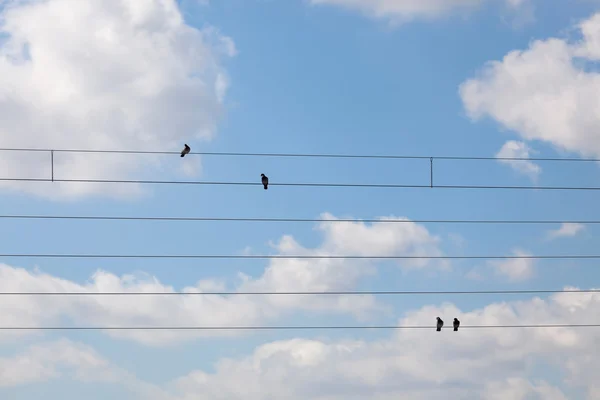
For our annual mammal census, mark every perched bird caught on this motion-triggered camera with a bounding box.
[180,144,191,157]
[453,318,460,332]
[436,317,443,332]
[261,173,268,190]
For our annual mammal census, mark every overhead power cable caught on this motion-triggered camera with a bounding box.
[0,146,598,162]
[1,289,598,296]
[3,177,600,191]
[0,324,597,331]
[1,214,599,225]
[0,253,598,260]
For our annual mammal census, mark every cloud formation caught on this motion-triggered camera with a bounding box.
[0,214,443,346]
[0,0,235,200]
[548,223,586,240]
[490,249,536,281]
[495,140,541,181]
[0,339,112,387]
[309,0,530,22]
[460,12,600,160]
[166,288,600,399]
[4,288,600,399]
[0,339,176,399]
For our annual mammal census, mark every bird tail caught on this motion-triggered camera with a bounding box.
[181,154,185,157]
[454,327,458,331]
[436,327,441,332]
[263,184,268,190]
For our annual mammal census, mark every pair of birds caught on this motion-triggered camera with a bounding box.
[180,144,270,190]
[436,317,460,331]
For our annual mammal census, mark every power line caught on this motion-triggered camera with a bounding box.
[1,289,598,296]
[0,214,599,225]
[2,177,600,191]
[0,253,598,260]
[0,324,597,331]
[0,147,598,162]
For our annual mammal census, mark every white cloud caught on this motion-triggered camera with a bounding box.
[166,289,599,400]
[483,378,568,400]
[239,213,445,319]
[504,0,527,6]
[309,0,530,22]
[460,12,600,160]
[495,140,541,181]
[0,213,444,346]
[0,339,177,399]
[490,249,535,281]
[0,0,235,200]
[466,249,535,282]
[0,339,112,387]
[4,288,600,399]
[548,223,585,239]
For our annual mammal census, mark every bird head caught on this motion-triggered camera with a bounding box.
[261,174,265,177]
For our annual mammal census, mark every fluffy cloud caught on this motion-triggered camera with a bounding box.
[3,288,600,399]
[483,378,568,400]
[238,213,445,318]
[0,213,443,346]
[309,0,529,22]
[495,140,541,181]
[0,339,112,387]
[460,12,600,160]
[167,288,598,399]
[467,249,535,282]
[548,223,586,240]
[490,249,536,281]
[0,339,176,399]
[0,0,235,200]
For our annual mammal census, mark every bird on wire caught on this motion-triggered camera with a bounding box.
[261,173,269,190]
[180,144,191,157]
[453,318,460,331]
[436,317,443,332]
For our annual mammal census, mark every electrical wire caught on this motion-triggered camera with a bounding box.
[3,177,600,191]
[0,324,597,330]
[0,214,599,224]
[2,149,597,336]
[0,253,598,259]
[1,146,599,162]
[0,289,597,296]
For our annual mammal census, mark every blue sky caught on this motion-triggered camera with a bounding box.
[1,0,600,399]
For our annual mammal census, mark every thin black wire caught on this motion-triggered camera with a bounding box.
[0,253,598,259]
[1,147,599,162]
[2,177,600,191]
[1,289,598,296]
[0,214,598,224]
[0,324,597,330]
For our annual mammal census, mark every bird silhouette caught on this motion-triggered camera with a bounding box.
[453,318,460,331]
[436,317,443,332]
[261,174,268,190]
[180,144,191,157]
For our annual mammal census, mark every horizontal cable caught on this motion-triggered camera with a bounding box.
[1,289,598,296]
[2,177,600,191]
[0,147,598,162]
[0,253,598,259]
[0,324,597,330]
[0,214,599,224]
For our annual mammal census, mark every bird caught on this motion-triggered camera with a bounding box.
[261,173,268,190]
[436,317,443,332]
[180,144,191,157]
[453,318,460,331]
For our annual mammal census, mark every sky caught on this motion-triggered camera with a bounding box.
[1,0,600,398]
